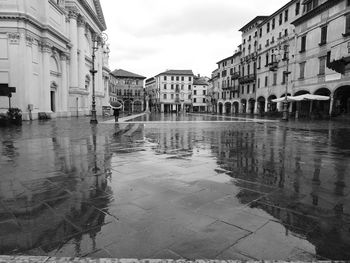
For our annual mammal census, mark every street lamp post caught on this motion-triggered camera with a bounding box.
[271,37,290,121]
[282,43,290,121]
[90,32,108,125]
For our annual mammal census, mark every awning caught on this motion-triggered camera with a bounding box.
[271,94,330,103]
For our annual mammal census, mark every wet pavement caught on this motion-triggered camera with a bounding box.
[1,113,350,260]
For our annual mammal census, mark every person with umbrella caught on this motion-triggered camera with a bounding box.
[110,101,122,122]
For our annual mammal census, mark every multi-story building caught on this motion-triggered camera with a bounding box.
[215,50,242,114]
[209,69,220,113]
[256,0,301,114]
[109,73,118,103]
[110,69,146,113]
[148,70,194,113]
[292,0,350,117]
[0,0,110,120]
[213,0,350,119]
[192,76,209,112]
[238,16,267,114]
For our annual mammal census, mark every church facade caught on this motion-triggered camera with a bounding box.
[0,0,110,120]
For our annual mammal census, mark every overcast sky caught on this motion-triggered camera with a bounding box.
[100,0,290,79]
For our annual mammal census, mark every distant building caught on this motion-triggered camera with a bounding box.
[147,70,194,113]
[110,69,146,113]
[192,76,209,112]
[145,77,158,112]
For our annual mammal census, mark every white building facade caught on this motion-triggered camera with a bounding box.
[0,0,110,120]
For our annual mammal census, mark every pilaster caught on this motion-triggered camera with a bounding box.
[77,15,86,91]
[41,42,52,112]
[68,9,79,89]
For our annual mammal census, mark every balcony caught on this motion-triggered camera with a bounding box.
[327,41,350,74]
[231,72,240,80]
[269,62,278,71]
[238,74,256,84]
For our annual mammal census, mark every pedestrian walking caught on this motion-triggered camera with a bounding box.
[113,107,120,122]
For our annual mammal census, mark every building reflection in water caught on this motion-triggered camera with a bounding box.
[211,123,350,259]
[0,125,113,256]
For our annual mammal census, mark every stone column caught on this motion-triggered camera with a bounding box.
[68,10,79,89]
[60,53,69,113]
[77,15,86,91]
[265,100,268,112]
[41,42,52,113]
[161,103,164,113]
[246,101,249,114]
[238,102,242,113]
[222,103,226,114]
[329,94,334,117]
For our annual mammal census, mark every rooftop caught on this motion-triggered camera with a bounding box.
[111,69,146,79]
[239,16,269,32]
[157,70,194,76]
[193,77,209,86]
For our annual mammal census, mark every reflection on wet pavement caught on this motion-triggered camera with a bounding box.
[1,113,350,260]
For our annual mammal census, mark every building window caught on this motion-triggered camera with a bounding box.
[241,86,244,94]
[267,22,270,33]
[296,1,300,15]
[171,94,174,99]
[282,71,286,84]
[164,76,167,81]
[285,29,288,37]
[253,84,256,93]
[176,76,179,81]
[345,14,350,36]
[203,98,206,103]
[163,94,167,99]
[259,28,262,37]
[247,85,250,94]
[300,35,306,53]
[189,94,191,99]
[279,13,283,25]
[181,76,184,81]
[189,77,192,81]
[171,84,174,90]
[273,73,277,86]
[319,56,326,75]
[265,76,268,87]
[285,9,288,22]
[258,56,261,68]
[320,25,327,45]
[188,85,192,90]
[299,62,306,79]
[181,84,184,90]
[265,53,269,66]
[258,78,260,88]
[272,18,275,30]
[203,90,206,95]
[164,84,167,89]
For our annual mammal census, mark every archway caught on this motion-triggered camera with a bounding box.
[134,100,142,112]
[314,88,331,117]
[124,99,132,114]
[50,82,57,112]
[241,99,247,113]
[218,102,223,114]
[248,99,255,114]
[224,102,231,114]
[333,86,350,115]
[267,95,277,112]
[257,96,266,114]
[293,90,310,118]
[233,102,239,114]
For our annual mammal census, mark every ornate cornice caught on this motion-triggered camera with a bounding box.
[67,7,79,20]
[292,0,343,26]
[26,34,35,46]
[0,13,70,50]
[76,0,107,31]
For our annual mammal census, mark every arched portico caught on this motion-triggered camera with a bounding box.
[218,102,224,114]
[333,85,350,116]
[248,98,255,114]
[267,95,277,113]
[257,96,266,114]
[233,101,239,114]
[314,88,331,117]
[224,102,231,115]
[241,99,247,114]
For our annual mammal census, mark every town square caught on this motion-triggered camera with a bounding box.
[1,0,350,262]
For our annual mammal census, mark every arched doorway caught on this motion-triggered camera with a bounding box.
[233,102,239,114]
[248,99,255,114]
[333,86,350,115]
[225,102,231,114]
[257,97,265,114]
[124,99,132,114]
[50,82,57,112]
[314,88,331,117]
[134,100,142,112]
[267,95,277,112]
[293,90,310,118]
[241,99,247,113]
[218,102,223,114]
